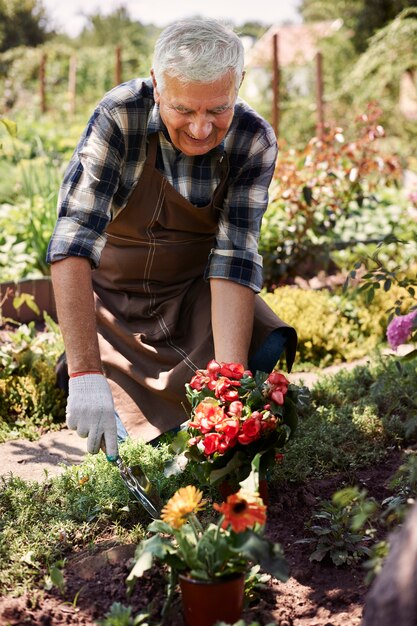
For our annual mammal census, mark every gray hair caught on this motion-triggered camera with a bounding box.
[152,18,244,93]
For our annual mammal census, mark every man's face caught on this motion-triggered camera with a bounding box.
[151,71,237,156]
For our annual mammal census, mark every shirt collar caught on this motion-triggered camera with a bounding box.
[147,103,168,137]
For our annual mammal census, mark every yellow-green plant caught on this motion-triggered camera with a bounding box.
[261,285,403,367]
[0,316,66,441]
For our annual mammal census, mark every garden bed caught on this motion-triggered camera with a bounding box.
[0,446,403,626]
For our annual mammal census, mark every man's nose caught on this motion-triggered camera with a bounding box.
[189,118,212,139]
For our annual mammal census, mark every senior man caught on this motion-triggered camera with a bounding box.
[47,17,297,459]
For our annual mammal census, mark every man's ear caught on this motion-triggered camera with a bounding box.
[150,69,160,103]
[240,71,246,88]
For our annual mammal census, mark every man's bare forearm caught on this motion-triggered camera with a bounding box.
[51,257,102,375]
[210,277,255,368]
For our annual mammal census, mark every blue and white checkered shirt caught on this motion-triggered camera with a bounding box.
[47,78,277,293]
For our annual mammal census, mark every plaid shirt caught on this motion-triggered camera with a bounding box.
[47,78,277,292]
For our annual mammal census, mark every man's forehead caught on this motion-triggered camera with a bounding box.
[163,76,236,107]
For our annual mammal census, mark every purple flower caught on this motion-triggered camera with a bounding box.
[386,310,417,350]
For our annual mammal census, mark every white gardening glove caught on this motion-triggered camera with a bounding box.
[66,373,118,459]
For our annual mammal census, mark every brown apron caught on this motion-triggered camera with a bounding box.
[92,132,296,441]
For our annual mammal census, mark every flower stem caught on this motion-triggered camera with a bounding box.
[188,513,203,540]
[215,516,224,543]
[162,568,177,618]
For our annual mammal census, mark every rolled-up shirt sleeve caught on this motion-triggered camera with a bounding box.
[47,104,125,267]
[206,127,278,293]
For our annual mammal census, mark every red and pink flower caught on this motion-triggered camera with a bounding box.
[185,360,293,461]
[188,398,225,434]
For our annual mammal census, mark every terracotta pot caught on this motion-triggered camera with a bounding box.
[218,478,269,505]
[179,572,245,626]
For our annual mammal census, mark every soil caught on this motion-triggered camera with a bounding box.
[0,447,403,626]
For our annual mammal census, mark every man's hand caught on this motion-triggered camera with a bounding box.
[66,374,118,458]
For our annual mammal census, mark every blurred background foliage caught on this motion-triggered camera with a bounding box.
[0,0,416,302]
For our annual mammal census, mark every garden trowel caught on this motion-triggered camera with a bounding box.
[107,454,163,519]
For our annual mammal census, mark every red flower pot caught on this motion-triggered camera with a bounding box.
[179,572,245,626]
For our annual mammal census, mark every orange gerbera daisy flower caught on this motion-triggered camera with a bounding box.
[161,485,206,529]
[213,489,267,533]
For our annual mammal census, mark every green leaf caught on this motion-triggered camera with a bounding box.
[168,429,190,454]
[309,548,328,562]
[366,287,375,304]
[239,453,261,493]
[12,293,40,315]
[209,451,247,484]
[175,524,204,572]
[282,397,298,434]
[128,535,174,580]
[198,529,235,576]
[48,565,65,593]
[0,117,17,137]
[332,486,360,507]
[163,453,189,477]
[331,550,349,566]
[128,548,154,580]
[147,519,173,534]
[231,531,289,581]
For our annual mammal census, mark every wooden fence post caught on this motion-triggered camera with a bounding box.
[39,52,47,114]
[272,33,280,138]
[315,51,325,139]
[115,46,122,86]
[68,54,77,116]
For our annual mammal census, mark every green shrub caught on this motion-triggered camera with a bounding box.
[0,437,190,592]
[260,105,403,287]
[262,285,398,368]
[270,400,386,483]
[271,357,417,484]
[0,317,66,441]
[370,360,417,442]
[0,361,65,441]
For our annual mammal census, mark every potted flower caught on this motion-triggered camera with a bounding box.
[127,461,288,626]
[165,360,308,497]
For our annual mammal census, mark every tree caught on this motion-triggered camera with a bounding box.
[0,0,52,52]
[354,0,417,51]
[300,0,363,32]
[344,9,417,101]
[236,21,269,39]
[300,0,417,51]
[76,6,158,54]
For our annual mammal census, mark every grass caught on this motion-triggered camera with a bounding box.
[0,437,198,594]
[271,357,417,484]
